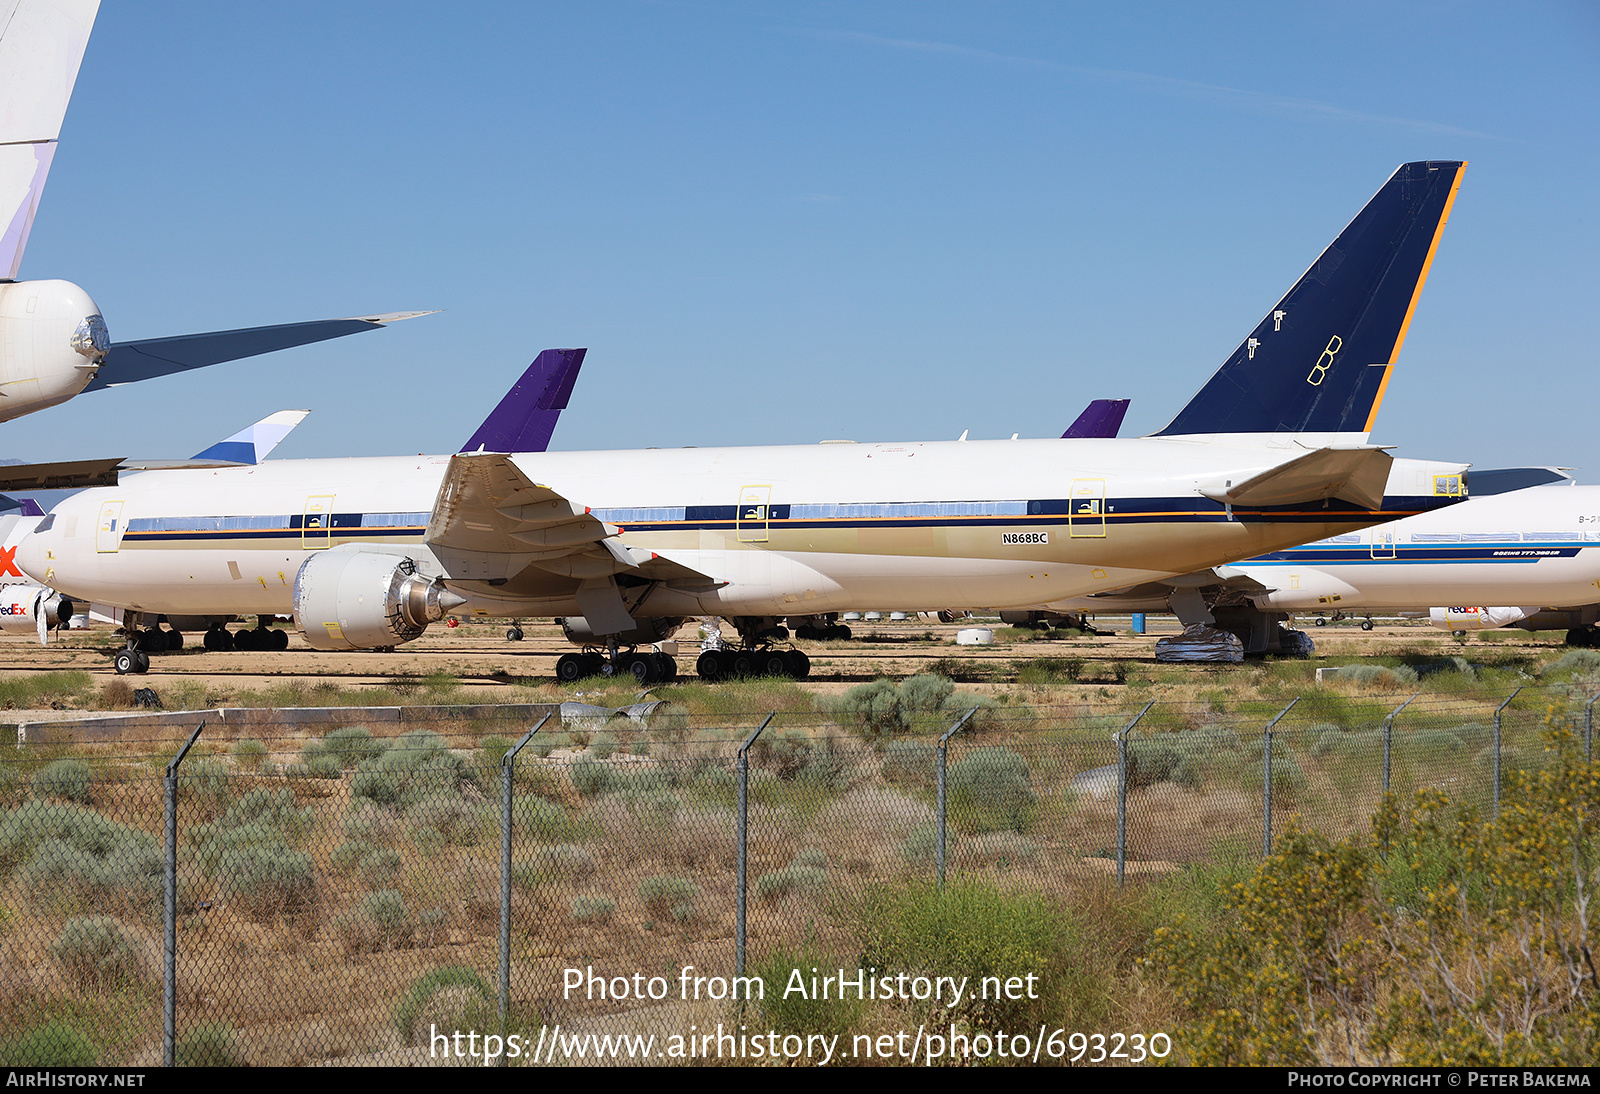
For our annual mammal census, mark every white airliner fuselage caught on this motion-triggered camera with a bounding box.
[19,437,1464,623]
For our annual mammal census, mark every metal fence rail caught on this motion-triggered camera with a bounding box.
[0,683,1590,1065]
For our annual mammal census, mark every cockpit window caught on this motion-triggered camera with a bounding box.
[33,515,54,534]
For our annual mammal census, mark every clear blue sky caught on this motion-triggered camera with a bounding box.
[7,1,1598,479]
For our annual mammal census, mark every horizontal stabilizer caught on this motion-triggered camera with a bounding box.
[82,311,436,391]
[0,408,312,491]
[191,409,309,464]
[1061,398,1129,439]
[1200,446,1393,509]
[1465,467,1574,496]
[1157,161,1465,439]
[459,348,586,454]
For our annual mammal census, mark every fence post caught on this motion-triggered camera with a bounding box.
[1261,699,1298,858]
[937,708,979,886]
[499,713,551,1044]
[1492,688,1521,819]
[163,721,206,1069]
[1116,701,1156,888]
[1381,693,1419,793]
[736,713,776,977]
[1587,691,1598,762]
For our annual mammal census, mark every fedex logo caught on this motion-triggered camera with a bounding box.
[1,600,29,616]
[0,546,20,578]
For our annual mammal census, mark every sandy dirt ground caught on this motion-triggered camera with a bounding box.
[0,612,1563,709]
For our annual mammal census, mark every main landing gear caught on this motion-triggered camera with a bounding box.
[695,646,810,682]
[555,647,678,685]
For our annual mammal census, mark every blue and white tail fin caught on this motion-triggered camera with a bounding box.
[1155,161,1465,443]
[460,348,586,454]
[190,409,310,464]
[0,0,100,279]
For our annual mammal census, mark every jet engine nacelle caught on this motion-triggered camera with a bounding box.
[558,615,682,647]
[1428,606,1537,632]
[0,280,109,424]
[0,584,74,635]
[293,551,465,651]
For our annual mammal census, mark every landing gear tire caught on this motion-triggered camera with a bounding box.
[1361,620,1374,631]
[203,626,233,652]
[164,628,183,651]
[623,653,654,684]
[556,653,585,682]
[506,627,524,641]
[1315,617,1327,627]
[113,649,137,675]
[269,628,288,650]
[652,652,677,683]
[785,649,811,679]
[696,650,722,681]
[134,629,167,653]
[762,652,788,677]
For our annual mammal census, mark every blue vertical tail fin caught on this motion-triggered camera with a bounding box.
[1155,161,1464,440]
[1061,398,1129,439]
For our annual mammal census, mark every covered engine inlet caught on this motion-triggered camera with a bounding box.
[0,585,74,641]
[293,552,465,651]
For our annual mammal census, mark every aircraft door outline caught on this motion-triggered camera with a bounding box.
[1370,527,1396,559]
[736,485,771,543]
[303,495,335,550]
[1068,479,1107,538]
[95,501,125,554]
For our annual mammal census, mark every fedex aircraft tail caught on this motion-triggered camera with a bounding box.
[1156,160,1465,441]
[460,348,586,454]
[1061,398,1129,439]
[0,0,100,279]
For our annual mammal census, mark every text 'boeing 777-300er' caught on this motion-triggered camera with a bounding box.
[20,161,1471,680]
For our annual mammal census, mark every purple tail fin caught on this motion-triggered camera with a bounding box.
[459,348,587,454]
[1061,399,1129,439]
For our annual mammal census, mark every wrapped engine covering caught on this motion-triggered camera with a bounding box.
[1428,606,1536,632]
[1155,624,1245,663]
[293,552,459,651]
[558,615,681,647]
[0,584,72,633]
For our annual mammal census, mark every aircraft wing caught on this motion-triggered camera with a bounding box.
[424,453,713,588]
[81,311,436,391]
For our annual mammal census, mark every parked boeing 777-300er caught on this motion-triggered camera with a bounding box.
[20,162,1472,679]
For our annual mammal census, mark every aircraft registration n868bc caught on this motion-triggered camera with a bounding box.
[20,161,1473,680]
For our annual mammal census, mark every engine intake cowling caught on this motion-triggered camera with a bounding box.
[293,552,465,651]
[0,585,73,634]
[1428,606,1537,632]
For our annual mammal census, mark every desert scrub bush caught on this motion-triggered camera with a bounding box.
[285,754,344,780]
[31,759,93,804]
[638,875,698,919]
[846,877,1105,1030]
[881,738,936,788]
[0,765,25,807]
[405,797,490,848]
[394,967,495,1045]
[477,735,513,765]
[350,730,480,809]
[229,738,269,769]
[1543,649,1600,676]
[0,669,92,709]
[754,863,826,902]
[50,916,148,988]
[1333,663,1420,688]
[515,843,596,883]
[527,731,570,758]
[831,673,987,740]
[331,841,403,886]
[569,757,621,797]
[336,888,414,953]
[0,801,161,912]
[176,1023,244,1067]
[947,746,1037,833]
[1015,656,1082,685]
[509,794,592,842]
[0,1019,97,1065]
[1126,735,1205,790]
[1250,748,1308,804]
[1151,722,1600,1066]
[589,732,619,759]
[900,823,938,865]
[215,840,316,918]
[570,894,616,923]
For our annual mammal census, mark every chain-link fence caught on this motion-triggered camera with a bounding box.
[1,684,1593,1065]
